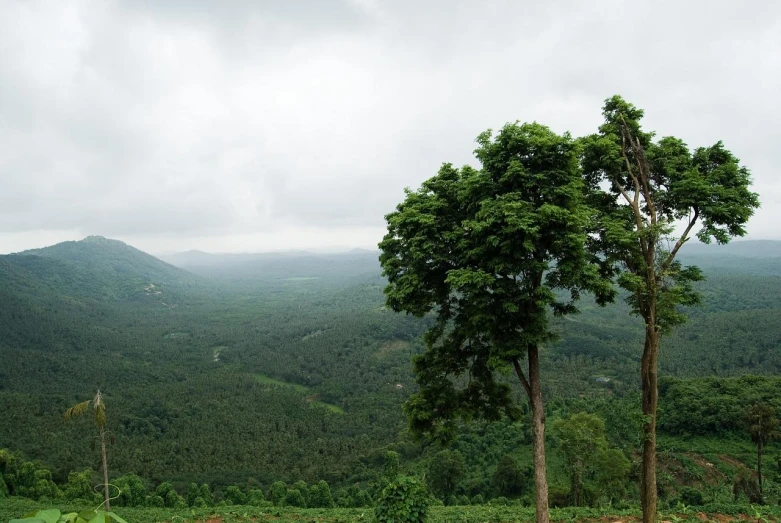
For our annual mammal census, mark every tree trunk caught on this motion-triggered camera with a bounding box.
[100,427,110,511]
[572,467,583,507]
[758,441,763,502]
[528,345,550,523]
[640,326,659,523]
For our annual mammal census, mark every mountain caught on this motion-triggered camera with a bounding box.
[1,236,781,496]
[160,248,381,283]
[16,235,197,293]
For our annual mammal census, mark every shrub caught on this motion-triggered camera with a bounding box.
[374,475,430,523]
[283,488,306,507]
[678,486,705,506]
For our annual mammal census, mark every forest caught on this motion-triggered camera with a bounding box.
[1,233,780,522]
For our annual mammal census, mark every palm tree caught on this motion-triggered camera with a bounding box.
[746,402,780,501]
[64,390,112,510]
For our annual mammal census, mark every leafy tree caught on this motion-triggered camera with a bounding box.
[282,487,306,507]
[186,482,200,507]
[225,485,247,505]
[581,95,760,523]
[552,412,630,506]
[247,488,267,506]
[733,466,761,503]
[374,475,430,523]
[427,449,465,504]
[491,454,526,499]
[293,479,309,506]
[198,483,213,506]
[308,479,335,508]
[746,402,780,500]
[380,122,613,523]
[146,494,164,507]
[113,474,147,507]
[64,390,113,510]
[383,450,401,481]
[268,480,287,506]
[61,469,96,502]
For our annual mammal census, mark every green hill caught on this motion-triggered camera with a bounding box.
[1,237,780,507]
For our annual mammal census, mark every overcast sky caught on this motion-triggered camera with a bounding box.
[1,0,779,255]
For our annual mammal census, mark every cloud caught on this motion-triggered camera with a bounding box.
[0,0,779,254]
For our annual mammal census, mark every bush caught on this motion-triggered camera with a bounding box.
[282,488,306,507]
[733,467,761,503]
[678,486,705,506]
[374,475,430,523]
[247,488,267,506]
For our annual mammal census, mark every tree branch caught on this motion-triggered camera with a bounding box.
[512,357,532,399]
[661,208,699,271]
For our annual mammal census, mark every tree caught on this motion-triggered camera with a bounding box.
[380,122,614,523]
[551,412,630,506]
[581,95,760,523]
[225,485,247,505]
[268,481,287,506]
[308,479,335,508]
[427,449,465,504]
[745,402,780,500]
[64,390,113,510]
[491,454,526,499]
[113,474,147,507]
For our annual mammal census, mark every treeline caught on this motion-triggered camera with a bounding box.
[3,376,779,510]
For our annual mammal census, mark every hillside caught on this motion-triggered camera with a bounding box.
[0,237,780,506]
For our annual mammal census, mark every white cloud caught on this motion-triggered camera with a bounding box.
[0,0,779,254]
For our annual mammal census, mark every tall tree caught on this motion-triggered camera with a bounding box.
[745,402,780,500]
[380,122,614,523]
[581,96,760,523]
[64,390,113,510]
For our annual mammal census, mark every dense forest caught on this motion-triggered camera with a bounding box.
[1,236,780,511]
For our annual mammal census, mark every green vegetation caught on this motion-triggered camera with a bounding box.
[2,234,781,521]
[582,95,760,523]
[379,121,615,523]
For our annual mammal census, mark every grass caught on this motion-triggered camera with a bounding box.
[254,374,345,414]
[4,498,781,523]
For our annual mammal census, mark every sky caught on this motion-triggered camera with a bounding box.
[1,0,779,255]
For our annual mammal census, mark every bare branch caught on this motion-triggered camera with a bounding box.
[512,357,532,398]
[661,208,699,271]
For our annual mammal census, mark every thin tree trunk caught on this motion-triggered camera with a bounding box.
[528,345,550,523]
[513,349,550,523]
[640,326,659,523]
[100,427,110,511]
[758,441,763,502]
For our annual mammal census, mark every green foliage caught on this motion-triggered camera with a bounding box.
[733,467,761,503]
[60,470,96,503]
[374,475,430,523]
[677,486,705,506]
[382,451,400,481]
[380,124,614,492]
[246,488,268,506]
[551,412,630,506]
[659,376,781,436]
[426,450,465,504]
[198,483,213,506]
[224,485,247,505]
[282,488,305,507]
[308,480,335,508]
[491,455,526,499]
[113,474,146,507]
[9,507,129,523]
[746,403,780,449]
[268,481,287,506]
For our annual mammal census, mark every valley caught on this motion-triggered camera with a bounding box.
[1,237,780,519]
